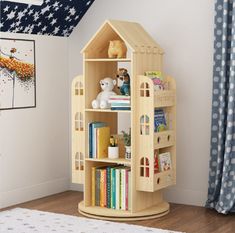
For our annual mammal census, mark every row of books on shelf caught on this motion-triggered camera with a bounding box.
[92,166,131,210]
[108,95,131,110]
[88,122,110,158]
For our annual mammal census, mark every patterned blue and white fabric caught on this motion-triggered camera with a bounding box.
[0,0,95,36]
[206,0,235,214]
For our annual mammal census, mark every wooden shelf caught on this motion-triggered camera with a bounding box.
[85,108,131,113]
[85,58,131,62]
[86,157,131,165]
[79,201,170,221]
[72,20,176,220]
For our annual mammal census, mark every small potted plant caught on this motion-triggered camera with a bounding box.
[122,129,131,159]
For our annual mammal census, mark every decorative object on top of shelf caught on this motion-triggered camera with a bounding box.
[117,68,130,96]
[108,40,127,59]
[122,129,131,160]
[92,77,117,109]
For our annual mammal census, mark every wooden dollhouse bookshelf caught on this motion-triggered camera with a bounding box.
[71,20,176,221]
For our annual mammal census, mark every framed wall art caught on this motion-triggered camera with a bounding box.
[0,38,36,110]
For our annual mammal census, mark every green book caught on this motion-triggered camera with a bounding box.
[95,169,101,206]
[111,167,116,209]
[106,167,111,208]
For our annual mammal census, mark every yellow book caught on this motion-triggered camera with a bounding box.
[100,169,105,207]
[96,127,110,158]
[91,167,96,206]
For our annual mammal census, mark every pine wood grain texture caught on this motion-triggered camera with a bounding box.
[2,191,235,233]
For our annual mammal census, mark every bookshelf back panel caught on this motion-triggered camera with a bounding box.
[84,61,117,109]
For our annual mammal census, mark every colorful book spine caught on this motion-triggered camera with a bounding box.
[111,107,131,111]
[106,167,111,208]
[91,167,96,206]
[121,169,126,210]
[115,168,120,210]
[109,95,131,100]
[103,169,107,207]
[91,122,107,158]
[128,170,131,210]
[108,100,131,103]
[100,169,105,207]
[119,168,122,209]
[125,169,129,210]
[88,123,93,157]
[95,169,100,206]
[111,167,116,209]
[110,103,131,107]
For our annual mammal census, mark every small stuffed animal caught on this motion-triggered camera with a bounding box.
[92,77,117,109]
[117,68,130,96]
[108,40,127,58]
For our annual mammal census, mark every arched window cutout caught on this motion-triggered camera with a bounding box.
[75,152,84,171]
[140,115,150,135]
[75,112,84,131]
[140,82,150,97]
[75,81,83,96]
[140,157,150,177]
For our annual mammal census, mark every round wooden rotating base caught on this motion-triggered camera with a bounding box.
[78,201,169,221]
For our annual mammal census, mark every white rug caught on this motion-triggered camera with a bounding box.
[0,208,182,233]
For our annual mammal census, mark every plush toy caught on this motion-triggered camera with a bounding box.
[108,40,127,58]
[92,77,117,109]
[117,68,130,96]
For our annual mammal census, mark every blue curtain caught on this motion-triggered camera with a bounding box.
[206,0,235,214]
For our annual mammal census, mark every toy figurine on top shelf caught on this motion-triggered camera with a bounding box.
[117,68,130,96]
[108,68,131,111]
[108,40,127,58]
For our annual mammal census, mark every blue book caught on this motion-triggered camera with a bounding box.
[154,109,167,132]
[88,123,93,158]
[111,103,131,107]
[91,122,107,158]
[111,107,131,111]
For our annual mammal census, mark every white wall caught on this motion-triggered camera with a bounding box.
[68,0,214,206]
[0,33,69,208]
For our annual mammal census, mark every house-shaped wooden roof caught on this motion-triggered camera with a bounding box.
[81,20,164,55]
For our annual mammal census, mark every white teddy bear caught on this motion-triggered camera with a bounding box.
[92,77,117,109]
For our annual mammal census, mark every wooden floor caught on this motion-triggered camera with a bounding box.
[2,191,235,233]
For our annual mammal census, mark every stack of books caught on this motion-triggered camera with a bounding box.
[88,122,110,158]
[91,166,131,210]
[108,95,131,111]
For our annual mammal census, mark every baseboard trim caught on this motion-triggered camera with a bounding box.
[70,183,83,191]
[0,177,69,209]
[163,186,207,206]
